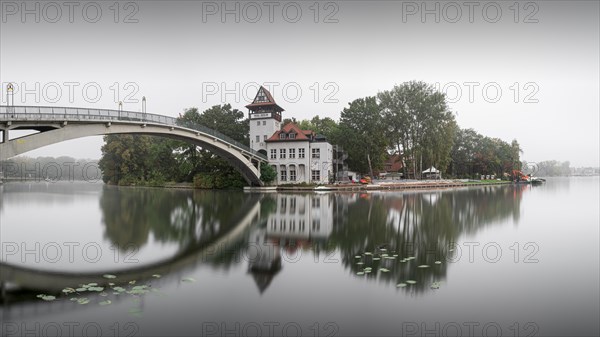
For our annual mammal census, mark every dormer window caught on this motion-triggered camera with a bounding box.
[279,133,286,139]
[289,133,296,139]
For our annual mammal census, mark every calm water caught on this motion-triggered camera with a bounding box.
[1,178,598,336]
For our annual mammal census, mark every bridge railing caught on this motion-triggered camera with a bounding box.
[0,106,267,160]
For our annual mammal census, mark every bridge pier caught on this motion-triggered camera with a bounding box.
[0,129,7,143]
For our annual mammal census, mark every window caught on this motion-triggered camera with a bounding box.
[263,135,267,141]
[280,149,286,159]
[279,133,286,139]
[299,148,305,159]
[289,148,296,159]
[312,170,320,181]
[280,168,287,181]
[257,121,260,126]
[255,135,260,143]
[312,219,321,231]
[270,149,277,159]
[312,148,320,158]
[262,121,266,126]
[290,167,296,181]
[280,197,287,212]
[289,133,296,139]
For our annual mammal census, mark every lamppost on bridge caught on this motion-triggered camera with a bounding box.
[142,96,147,120]
[118,101,123,119]
[6,83,14,107]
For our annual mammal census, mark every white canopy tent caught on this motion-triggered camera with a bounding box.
[422,166,441,179]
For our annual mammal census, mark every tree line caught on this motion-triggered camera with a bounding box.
[288,81,522,179]
[98,81,523,187]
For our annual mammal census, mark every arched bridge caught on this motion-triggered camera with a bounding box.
[0,106,268,185]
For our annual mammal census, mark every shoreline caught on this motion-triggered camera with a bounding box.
[0,179,516,192]
[246,180,513,192]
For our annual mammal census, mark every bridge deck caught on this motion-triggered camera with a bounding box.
[0,105,267,161]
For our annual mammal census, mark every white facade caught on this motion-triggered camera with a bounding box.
[267,194,333,240]
[246,86,335,185]
[266,140,333,185]
[249,115,280,153]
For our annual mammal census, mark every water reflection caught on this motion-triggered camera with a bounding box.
[100,186,257,252]
[1,183,525,303]
[245,185,525,294]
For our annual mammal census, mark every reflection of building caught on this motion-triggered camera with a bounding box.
[247,226,281,294]
[247,86,337,184]
[267,194,333,244]
[247,193,336,294]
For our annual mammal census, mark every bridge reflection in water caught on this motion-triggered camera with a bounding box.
[1,184,526,318]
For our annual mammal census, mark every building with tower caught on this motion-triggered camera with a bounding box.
[247,86,341,185]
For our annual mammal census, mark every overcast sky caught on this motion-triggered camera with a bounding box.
[1,0,598,166]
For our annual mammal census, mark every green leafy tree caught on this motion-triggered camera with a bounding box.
[378,81,456,178]
[260,163,277,184]
[338,96,388,174]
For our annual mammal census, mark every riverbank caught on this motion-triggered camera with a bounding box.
[245,179,512,192]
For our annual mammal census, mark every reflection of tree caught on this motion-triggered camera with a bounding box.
[331,185,525,293]
[100,186,256,253]
[100,184,525,294]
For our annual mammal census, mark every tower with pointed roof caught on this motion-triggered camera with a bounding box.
[247,86,284,153]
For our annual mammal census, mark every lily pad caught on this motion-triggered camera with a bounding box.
[364,252,372,256]
[430,282,440,289]
[396,283,407,288]
[87,283,98,287]
[373,257,381,261]
[77,298,90,305]
[356,262,364,265]
[152,274,161,278]
[62,287,76,294]
[182,277,196,283]
[41,295,56,301]
[434,261,442,265]
[76,288,87,292]
[103,274,117,279]
[417,265,430,268]
[128,280,137,285]
[99,300,112,306]
[354,255,362,259]
[356,272,365,275]
[379,268,390,272]
[88,287,104,292]
[406,280,417,284]
[113,287,126,292]
[99,292,108,297]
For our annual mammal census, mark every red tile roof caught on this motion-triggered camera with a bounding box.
[266,122,314,142]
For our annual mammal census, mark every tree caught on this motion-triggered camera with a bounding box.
[378,81,456,178]
[338,96,388,174]
[99,104,252,188]
[260,163,277,184]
